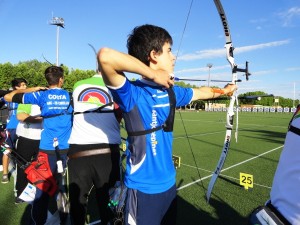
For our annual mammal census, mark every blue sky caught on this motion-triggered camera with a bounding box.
[0,0,300,99]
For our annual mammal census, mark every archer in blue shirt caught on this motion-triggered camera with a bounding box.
[98,24,237,225]
[1,78,27,184]
[4,66,72,224]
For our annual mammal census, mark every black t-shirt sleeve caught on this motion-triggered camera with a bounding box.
[0,90,11,98]
[12,93,24,103]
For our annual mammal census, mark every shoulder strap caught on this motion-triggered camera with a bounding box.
[288,104,300,136]
[127,87,176,137]
[127,126,163,137]
[162,87,176,132]
[73,102,114,115]
[289,125,300,136]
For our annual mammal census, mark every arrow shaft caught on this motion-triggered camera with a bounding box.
[175,77,241,83]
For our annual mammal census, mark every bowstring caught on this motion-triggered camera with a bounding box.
[174,0,206,195]
[88,43,99,73]
[234,90,239,142]
[175,0,193,66]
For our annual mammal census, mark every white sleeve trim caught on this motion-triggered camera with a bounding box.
[106,78,127,90]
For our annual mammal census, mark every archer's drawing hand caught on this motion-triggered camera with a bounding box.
[152,70,174,88]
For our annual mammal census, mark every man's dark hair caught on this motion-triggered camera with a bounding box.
[11,78,27,89]
[127,24,173,66]
[44,66,64,85]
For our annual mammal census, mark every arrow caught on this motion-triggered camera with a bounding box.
[174,77,242,83]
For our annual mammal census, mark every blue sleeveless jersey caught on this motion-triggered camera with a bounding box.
[109,78,193,194]
[23,88,72,150]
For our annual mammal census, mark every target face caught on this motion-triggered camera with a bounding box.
[78,88,112,106]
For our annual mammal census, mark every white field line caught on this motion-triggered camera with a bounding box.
[175,118,288,129]
[176,145,283,191]
[173,121,287,140]
[174,130,225,139]
[181,163,272,189]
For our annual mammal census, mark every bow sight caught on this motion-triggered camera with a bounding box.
[233,61,251,81]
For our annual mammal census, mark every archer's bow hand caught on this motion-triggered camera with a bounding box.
[223,84,237,96]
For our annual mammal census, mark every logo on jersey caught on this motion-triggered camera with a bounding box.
[150,109,158,156]
[78,88,112,106]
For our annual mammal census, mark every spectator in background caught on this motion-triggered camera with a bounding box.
[1,78,27,184]
[14,103,43,204]
[4,66,72,224]
[68,71,121,225]
[0,96,7,172]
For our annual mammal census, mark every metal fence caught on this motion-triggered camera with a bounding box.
[205,106,296,113]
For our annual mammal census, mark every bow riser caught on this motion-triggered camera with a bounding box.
[226,97,235,128]
[225,43,237,78]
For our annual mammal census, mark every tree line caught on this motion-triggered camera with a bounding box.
[0,60,298,108]
[0,60,95,91]
[175,81,299,108]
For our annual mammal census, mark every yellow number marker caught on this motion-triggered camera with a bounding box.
[122,143,126,151]
[240,172,253,190]
[172,155,181,169]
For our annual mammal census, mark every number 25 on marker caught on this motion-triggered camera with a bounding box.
[240,172,253,190]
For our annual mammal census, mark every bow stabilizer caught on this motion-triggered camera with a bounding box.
[234,61,251,81]
[203,94,274,102]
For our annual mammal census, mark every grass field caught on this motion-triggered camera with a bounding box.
[173,111,290,225]
[0,110,291,225]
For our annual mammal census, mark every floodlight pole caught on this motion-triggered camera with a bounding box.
[55,25,60,66]
[207,63,213,87]
[49,16,64,66]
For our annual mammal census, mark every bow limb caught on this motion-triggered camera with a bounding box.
[206,91,237,203]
